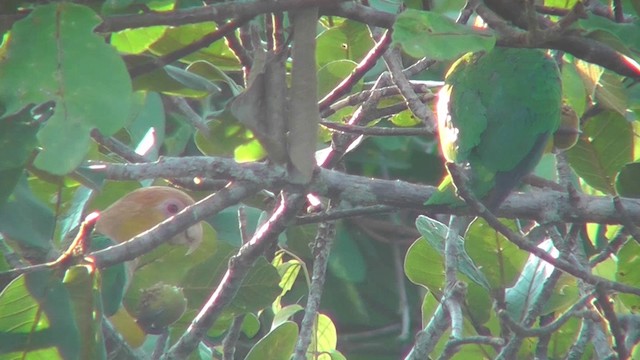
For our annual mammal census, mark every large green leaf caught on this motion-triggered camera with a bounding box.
[464,218,527,290]
[244,321,298,360]
[317,60,361,99]
[149,22,240,70]
[61,266,107,360]
[111,26,167,54]
[566,110,633,193]
[126,91,166,160]
[316,20,374,68]
[0,176,55,251]
[575,15,640,56]
[0,271,80,358]
[392,9,495,60]
[615,162,640,198]
[0,3,132,175]
[181,241,280,315]
[617,240,640,311]
[328,222,366,283]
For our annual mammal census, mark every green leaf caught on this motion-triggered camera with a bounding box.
[195,111,264,160]
[617,240,640,311]
[575,15,640,55]
[90,235,127,317]
[317,60,361,99]
[0,175,55,251]
[392,9,496,60]
[464,218,527,290]
[182,242,280,315]
[272,304,304,330]
[313,314,338,355]
[111,26,167,54]
[316,20,375,68]
[244,321,298,360]
[0,271,80,358]
[413,216,491,290]
[544,0,580,9]
[505,239,576,320]
[615,162,640,198]
[561,59,587,116]
[0,102,53,206]
[242,313,261,338]
[62,265,106,360]
[165,65,222,94]
[208,205,262,247]
[149,22,240,70]
[275,258,302,299]
[126,91,166,160]
[0,3,133,175]
[188,60,244,95]
[0,103,50,170]
[575,61,628,116]
[566,111,633,194]
[328,222,366,283]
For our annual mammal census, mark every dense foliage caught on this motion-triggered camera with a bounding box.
[1,0,640,359]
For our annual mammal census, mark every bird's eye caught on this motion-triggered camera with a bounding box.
[166,202,181,215]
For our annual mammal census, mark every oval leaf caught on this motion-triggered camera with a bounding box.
[393,9,496,60]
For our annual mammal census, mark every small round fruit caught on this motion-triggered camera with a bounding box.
[136,283,187,334]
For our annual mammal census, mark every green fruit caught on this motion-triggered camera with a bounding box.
[553,104,580,151]
[136,282,187,334]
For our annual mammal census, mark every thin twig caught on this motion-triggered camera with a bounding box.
[383,45,435,130]
[498,290,595,337]
[222,315,246,360]
[293,220,337,359]
[320,121,429,136]
[318,30,392,112]
[152,329,170,360]
[166,97,210,136]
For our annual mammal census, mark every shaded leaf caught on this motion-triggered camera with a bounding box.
[328,222,366,282]
[615,162,640,198]
[0,176,55,251]
[566,111,632,193]
[165,65,222,94]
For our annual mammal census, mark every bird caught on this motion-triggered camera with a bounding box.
[95,186,203,254]
[91,186,203,316]
[426,47,562,210]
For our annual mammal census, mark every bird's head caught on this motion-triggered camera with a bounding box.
[95,186,203,254]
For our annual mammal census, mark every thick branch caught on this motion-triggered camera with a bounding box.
[97,0,350,32]
[92,156,640,225]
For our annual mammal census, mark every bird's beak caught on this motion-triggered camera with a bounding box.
[184,223,203,255]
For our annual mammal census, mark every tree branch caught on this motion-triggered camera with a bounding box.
[92,156,640,225]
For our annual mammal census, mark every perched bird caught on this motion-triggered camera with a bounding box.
[427,47,562,210]
[92,186,203,316]
[95,186,203,253]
